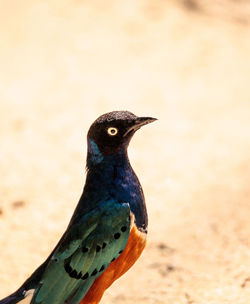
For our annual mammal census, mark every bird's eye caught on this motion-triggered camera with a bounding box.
[107,127,118,136]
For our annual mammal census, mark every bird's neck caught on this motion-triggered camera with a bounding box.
[87,152,131,178]
[86,138,129,170]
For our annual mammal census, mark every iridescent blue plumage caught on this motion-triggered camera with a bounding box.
[76,147,147,232]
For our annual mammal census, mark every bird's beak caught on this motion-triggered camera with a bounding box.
[123,116,157,137]
[134,117,158,128]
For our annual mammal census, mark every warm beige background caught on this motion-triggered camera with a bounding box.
[0,1,250,303]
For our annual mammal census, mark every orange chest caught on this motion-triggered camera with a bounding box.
[81,223,147,304]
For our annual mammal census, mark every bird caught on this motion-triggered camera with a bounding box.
[0,110,156,304]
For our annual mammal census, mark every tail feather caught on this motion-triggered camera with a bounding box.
[0,288,25,304]
[0,223,64,304]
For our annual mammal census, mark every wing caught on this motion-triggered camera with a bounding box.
[30,199,130,304]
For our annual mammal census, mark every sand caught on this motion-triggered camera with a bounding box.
[0,1,250,303]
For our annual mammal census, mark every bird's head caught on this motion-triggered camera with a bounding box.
[87,111,156,165]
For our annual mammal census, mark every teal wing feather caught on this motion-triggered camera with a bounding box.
[31,200,130,304]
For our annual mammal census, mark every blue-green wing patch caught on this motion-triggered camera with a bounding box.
[31,200,130,304]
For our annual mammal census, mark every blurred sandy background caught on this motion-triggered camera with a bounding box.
[0,1,250,303]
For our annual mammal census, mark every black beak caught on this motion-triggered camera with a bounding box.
[123,116,157,137]
[134,117,157,127]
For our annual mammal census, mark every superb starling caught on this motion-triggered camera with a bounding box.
[0,111,156,304]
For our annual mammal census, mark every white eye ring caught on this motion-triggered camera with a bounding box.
[107,127,118,136]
